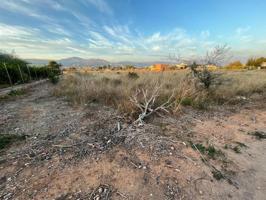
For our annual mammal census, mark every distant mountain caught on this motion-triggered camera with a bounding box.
[59,57,110,67]
[26,59,50,65]
[25,57,174,67]
[116,61,175,67]
[26,57,110,67]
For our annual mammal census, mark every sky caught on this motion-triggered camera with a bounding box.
[0,0,266,62]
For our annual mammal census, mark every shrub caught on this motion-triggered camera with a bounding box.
[127,72,139,79]
[0,134,26,150]
[189,62,214,89]
[48,73,60,84]
[226,61,244,70]
[180,97,193,106]
[246,57,266,67]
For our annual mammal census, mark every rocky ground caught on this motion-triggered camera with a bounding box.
[0,83,265,200]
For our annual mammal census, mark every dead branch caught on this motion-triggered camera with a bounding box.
[130,84,175,124]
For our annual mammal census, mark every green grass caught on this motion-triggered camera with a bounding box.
[192,143,224,159]
[8,89,26,96]
[0,134,26,150]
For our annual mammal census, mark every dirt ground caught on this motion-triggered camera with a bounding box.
[0,83,265,200]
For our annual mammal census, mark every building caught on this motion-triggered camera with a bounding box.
[149,64,169,71]
[260,62,266,69]
[174,63,188,70]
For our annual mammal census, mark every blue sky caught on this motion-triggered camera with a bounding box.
[0,0,266,62]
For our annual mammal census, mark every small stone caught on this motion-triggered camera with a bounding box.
[98,187,103,193]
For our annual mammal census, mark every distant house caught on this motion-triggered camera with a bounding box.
[195,64,218,71]
[150,64,169,71]
[260,62,266,69]
[206,64,218,71]
[173,63,188,70]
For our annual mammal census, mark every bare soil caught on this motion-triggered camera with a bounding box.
[0,83,265,200]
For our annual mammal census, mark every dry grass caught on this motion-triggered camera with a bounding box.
[213,70,266,100]
[54,70,266,118]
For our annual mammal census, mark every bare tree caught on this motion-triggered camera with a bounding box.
[170,44,231,89]
[204,44,231,66]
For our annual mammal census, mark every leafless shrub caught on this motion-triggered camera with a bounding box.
[130,84,175,124]
[171,45,231,90]
[204,44,231,66]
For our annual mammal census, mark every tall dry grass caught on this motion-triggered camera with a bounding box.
[54,70,266,116]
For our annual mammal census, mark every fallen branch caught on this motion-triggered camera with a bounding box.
[130,84,175,124]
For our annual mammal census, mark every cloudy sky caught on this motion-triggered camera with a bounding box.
[0,0,266,62]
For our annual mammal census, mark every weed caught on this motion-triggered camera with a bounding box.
[180,97,193,106]
[224,142,247,153]
[128,72,139,79]
[192,143,224,160]
[48,73,59,84]
[234,141,247,148]
[0,134,26,150]
[212,170,224,180]
[233,146,241,153]
[249,131,266,140]
[8,89,26,96]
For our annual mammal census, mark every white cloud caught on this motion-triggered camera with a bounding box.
[201,30,210,39]
[85,0,113,15]
[0,23,38,38]
[235,26,253,42]
[235,26,250,35]
[151,46,160,51]
[0,1,53,22]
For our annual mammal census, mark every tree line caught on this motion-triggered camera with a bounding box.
[0,53,61,85]
[226,57,266,69]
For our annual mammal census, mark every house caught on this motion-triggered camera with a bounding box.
[260,62,266,69]
[206,64,218,71]
[173,63,188,70]
[150,64,169,71]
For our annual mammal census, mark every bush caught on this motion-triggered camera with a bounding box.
[246,57,266,67]
[127,72,139,79]
[0,134,26,150]
[48,73,60,84]
[189,62,214,89]
[180,97,193,106]
[226,61,244,70]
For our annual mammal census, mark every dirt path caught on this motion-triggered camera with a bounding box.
[0,80,47,97]
[0,83,265,200]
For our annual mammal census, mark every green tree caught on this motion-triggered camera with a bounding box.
[48,60,61,70]
[246,57,266,67]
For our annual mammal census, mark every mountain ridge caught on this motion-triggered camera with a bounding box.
[25,57,174,67]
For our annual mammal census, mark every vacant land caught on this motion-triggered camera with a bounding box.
[0,70,266,200]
